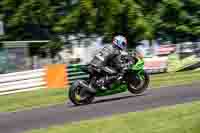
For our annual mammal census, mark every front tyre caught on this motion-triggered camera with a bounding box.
[69,80,95,106]
[128,71,149,95]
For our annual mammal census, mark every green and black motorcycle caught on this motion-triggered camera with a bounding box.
[69,52,150,106]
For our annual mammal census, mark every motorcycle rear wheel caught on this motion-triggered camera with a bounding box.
[69,80,95,106]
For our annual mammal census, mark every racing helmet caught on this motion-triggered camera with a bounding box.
[112,35,127,50]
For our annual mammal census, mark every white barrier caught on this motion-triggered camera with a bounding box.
[0,69,44,78]
[0,69,45,83]
[0,69,46,95]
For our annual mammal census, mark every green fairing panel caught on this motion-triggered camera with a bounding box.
[132,58,144,70]
[95,84,128,97]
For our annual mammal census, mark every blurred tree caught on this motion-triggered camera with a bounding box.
[0,0,65,40]
[54,0,153,45]
[0,0,199,45]
[156,0,200,43]
[0,0,66,56]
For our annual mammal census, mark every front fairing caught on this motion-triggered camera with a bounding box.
[131,58,144,71]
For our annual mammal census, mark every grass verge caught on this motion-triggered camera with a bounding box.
[0,89,67,112]
[0,70,200,112]
[150,70,200,88]
[25,100,200,133]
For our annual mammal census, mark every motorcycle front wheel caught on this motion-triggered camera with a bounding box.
[69,80,95,106]
[127,71,149,95]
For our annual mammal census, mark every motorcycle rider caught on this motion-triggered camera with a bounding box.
[88,35,129,91]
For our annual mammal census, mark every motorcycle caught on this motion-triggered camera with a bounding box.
[68,52,150,106]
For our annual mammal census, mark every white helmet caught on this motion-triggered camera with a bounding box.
[112,35,127,50]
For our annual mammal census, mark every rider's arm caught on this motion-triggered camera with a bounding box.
[111,53,127,72]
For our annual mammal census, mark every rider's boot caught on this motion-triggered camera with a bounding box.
[101,75,118,90]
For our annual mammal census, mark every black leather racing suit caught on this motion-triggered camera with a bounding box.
[88,44,127,89]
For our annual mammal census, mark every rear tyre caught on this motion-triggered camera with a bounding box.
[128,71,149,95]
[69,80,95,106]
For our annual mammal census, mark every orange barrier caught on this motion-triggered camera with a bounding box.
[44,64,68,89]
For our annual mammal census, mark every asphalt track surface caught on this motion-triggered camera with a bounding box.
[1,83,200,133]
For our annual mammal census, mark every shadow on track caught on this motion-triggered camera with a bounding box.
[68,93,148,108]
[93,95,135,104]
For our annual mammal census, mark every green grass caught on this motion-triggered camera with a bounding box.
[0,70,200,112]
[25,100,200,133]
[150,70,200,88]
[0,89,67,112]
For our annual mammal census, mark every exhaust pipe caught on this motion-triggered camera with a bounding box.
[79,81,97,93]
